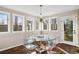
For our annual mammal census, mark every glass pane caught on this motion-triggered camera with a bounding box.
[27,20,32,30]
[51,18,57,30]
[35,21,39,30]
[0,13,8,32]
[43,20,48,30]
[51,24,54,30]
[43,23,47,30]
[64,19,73,42]
[13,16,23,31]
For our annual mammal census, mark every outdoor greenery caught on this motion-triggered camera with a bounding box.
[64,19,73,42]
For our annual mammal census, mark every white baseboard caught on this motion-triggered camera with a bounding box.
[0,43,24,52]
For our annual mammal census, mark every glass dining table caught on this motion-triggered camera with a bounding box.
[25,35,58,54]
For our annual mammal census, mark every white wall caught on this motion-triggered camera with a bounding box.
[0,32,26,51]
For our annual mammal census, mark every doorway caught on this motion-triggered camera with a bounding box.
[64,19,73,42]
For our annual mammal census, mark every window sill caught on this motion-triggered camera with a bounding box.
[12,31,25,33]
[0,32,10,35]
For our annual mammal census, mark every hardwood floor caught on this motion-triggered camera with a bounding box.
[52,43,79,54]
[0,43,79,54]
[0,45,35,54]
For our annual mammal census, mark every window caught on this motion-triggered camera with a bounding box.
[13,15,23,31]
[43,19,48,30]
[35,20,39,30]
[27,20,33,31]
[0,13,8,32]
[51,18,57,30]
[64,19,73,42]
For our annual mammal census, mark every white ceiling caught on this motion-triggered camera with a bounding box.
[1,5,79,17]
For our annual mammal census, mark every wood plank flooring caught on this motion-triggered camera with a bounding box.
[0,43,79,54]
[0,45,35,54]
[52,43,79,54]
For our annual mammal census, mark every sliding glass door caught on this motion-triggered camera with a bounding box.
[64,16,78,45]
[64,19,73,42]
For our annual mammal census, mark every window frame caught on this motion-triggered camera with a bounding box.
[0,11,10,33]
[49,17,58,31]
[42,18,49,31]
[26,16,34,32]
[34,18,40,31]
[12,14,25,33]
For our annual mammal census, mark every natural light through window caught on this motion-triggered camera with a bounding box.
[0,13,8,32]
[13,15,23,31]
[51,18,57,30]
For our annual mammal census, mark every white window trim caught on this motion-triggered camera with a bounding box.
[26,16,34,32]
[49,17,58,32]
[63,15,78,46]
[0,11,10,34]
[12,14,25,33]
[42,18,49,31]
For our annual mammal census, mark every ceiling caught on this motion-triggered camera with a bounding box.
[1,5,79,17]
